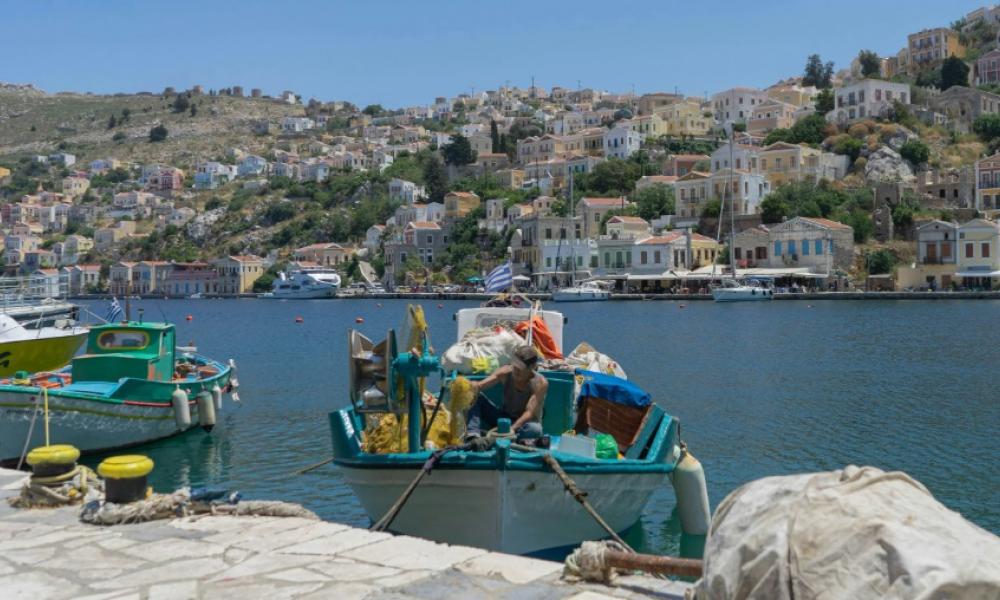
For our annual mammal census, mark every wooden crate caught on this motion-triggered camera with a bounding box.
[573,395,653,450]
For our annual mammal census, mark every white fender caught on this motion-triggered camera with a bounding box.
[196,390,216,432]
[670,449,711,536]
[211,384,222,411]
[171,387,191,430]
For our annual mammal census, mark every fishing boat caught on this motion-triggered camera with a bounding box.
[268,266,341,299]
[0,314,88,378]
[0,320,236,465]
[711,278,773,302]
[329,300,709,556]
[551,280,611,302]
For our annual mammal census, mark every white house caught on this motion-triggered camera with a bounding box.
[281,117,315,133]
[389,178,427,204]
[827,79,911,124]
[603,125,642,160]
[238,155,268,177]
[711,87,769,125]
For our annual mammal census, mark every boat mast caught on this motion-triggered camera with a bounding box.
[568,169,575,288]
[728,126,736,276]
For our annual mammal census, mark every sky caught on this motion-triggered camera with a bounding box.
[0,0,987,108]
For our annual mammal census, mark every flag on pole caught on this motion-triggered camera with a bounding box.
[485,262,513,293]
[106,297,124,323]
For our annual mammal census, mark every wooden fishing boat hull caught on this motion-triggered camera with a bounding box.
[339,462,666,555]
[0,331,88,378]
[0,368,231,464]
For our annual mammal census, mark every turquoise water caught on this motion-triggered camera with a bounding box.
[78,299,1000,555]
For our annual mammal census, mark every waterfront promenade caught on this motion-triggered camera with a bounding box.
[0,469,687,599]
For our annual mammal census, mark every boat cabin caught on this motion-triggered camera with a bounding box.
[71,322,176,383]
[455,307,565,348]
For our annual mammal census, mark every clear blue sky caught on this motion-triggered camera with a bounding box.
[0,0,984,107]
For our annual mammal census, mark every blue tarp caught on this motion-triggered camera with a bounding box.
[575,369,652,408]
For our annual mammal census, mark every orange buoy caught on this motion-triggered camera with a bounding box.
[295,316,304,323]
[186,315,193,321]
[355,317,364,323]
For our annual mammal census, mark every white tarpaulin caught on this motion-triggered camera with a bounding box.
[691,465,1000,600]
[441,327,524,374]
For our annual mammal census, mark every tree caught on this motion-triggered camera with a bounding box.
[362,104,384,117]
[803,54,835,88]
[899,139,930,165]
[866,249,895,274]
[858,50,882,78]
[815,89,834,114]
[788,113,829,145]
[833,136,863,161]
[190,103,197,117]
[631,184,675,221]
[107,115,117,129]
[577,159,641,195]
[940,56,970,91]
[148,124,168,142]
[490,120,500,151]
[172,94,190,113]
[423,154,448,202]
[760,194,791,224]
[440,134,477,165]
[973,113,1000,140]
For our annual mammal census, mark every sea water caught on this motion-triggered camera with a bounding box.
[78,298,1000,556]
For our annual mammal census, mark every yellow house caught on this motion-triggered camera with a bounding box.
[516,135,566,164]
[0,166,10,182]
[61,176,90,200]
[626,114,665,139]
[444,191,481,218]
[656,101,711,137]
[688,233,724,269]
[293,242,356,266]
[766,85,817,107]
[748,100,798,135]
[758,142,824,187]
[212,255,265,295]
[907,27,965,75]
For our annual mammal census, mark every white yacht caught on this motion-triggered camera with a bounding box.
[711,278,773,302]
[552,280,611,302]
[270,266,341,299]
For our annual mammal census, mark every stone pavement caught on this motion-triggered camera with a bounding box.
[0,471,690,599]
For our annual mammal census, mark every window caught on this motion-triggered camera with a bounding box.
[984,243,991,258]
[966,242,974,258]
[734,247,742,260]
[625,251,632,266]
[640,251,648,264]
[654,250,661,264]
[97,330,150,350]
[604,252,610,266]
[594,213,600,222]
[774,241,782,255]
[942,242,952,258]
[545,228,552,239]
[815,239,822,255]
[546,257,552,268]
[802,240,809,256]
[788,240,797,255]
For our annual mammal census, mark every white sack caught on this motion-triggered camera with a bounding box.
[563,341,627,379]
[441,327,524,374]
[692,465,1000,600]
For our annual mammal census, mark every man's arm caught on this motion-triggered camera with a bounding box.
[473,365,511,393]
[512,376,548,431]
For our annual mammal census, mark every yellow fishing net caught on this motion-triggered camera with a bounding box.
[362,377,477,454]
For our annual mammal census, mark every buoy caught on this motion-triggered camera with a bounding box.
[376,303,382,307]
[98,455,154,503]
[186,315,193,321]
[437,303,443,308]
[355,317,364,323]
[196,390,216,432]
[295,316,304,323]
[171,387,191,429]
[679,304,686,309]
[670,449,711,538]
[26,444,80,478]
[211,383,223,411]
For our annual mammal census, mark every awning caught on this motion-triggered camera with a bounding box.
[627,272,680,281]
[512,275,531,283]
[955,270,1000,277]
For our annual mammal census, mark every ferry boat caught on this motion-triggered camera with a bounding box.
[269,266,341,299]
[0,320,234,465]
[711,278,773,302]
[329,299,709,556]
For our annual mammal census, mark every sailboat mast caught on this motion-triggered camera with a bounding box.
[728,126,736,275]
[568,169,575,287]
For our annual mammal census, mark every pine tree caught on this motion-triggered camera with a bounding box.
[423,155,448,203]
[107,115,117,129]
[490,120,500,152]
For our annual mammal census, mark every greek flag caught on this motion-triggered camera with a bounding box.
[106,297,123,323]
[485,262,513,293]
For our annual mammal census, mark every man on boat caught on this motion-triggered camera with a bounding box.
[465,345,548,443]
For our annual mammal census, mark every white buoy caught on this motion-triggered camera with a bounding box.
[211,384,222,411]
[171,387,191,430]
[196,390,216,432]
[670,449,711,536]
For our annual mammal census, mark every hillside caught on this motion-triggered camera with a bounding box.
[0,84,306,166]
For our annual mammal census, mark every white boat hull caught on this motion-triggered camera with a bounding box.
[268,286,338,299]
[340,465,666,554]
[712,287,773,302]
[0,391,203,463]
[551,290,610,302]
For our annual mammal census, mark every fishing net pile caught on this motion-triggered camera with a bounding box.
[79,487,318,525]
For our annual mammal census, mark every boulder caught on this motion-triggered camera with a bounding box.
[884,125,918,151]
[864,146,914,184]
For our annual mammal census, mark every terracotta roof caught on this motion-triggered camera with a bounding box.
[799,217,852,230]
[609,216,648,224]
[639,234,683,245]
[640,176,678,183]
[690,233,718,242]
[227,255,264,262]
[670,154,710,160]
[582,197,628,207]
[446,191,479,198]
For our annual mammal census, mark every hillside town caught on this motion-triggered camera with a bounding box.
[7,6,1000,296]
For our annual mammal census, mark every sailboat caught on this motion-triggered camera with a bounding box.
[711,127,773,303]
[552,172,610,302]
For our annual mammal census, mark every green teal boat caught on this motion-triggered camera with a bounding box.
[0,320,235,465]
[329,302,711,556]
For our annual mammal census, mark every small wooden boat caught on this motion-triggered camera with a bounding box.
[0,314,88,378]
[0,320,235,465]
[329,300,710,556]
